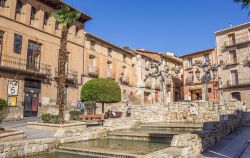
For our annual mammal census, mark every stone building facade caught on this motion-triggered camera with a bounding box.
[215,22,250,108]
[181,48,219,101]
[0,0,91,119]
[0,0,184,120]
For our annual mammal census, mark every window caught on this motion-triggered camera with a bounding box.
[43,12,49,25]
[15,0,23,14]
[0,31,3,55]
[0,0,6,7]
[55,22,59,30]
[229,50,237,64]
[204,54,209,62]
[90,40,95,50]
[187,58,192,68]
[27,41,41,70]
[188,71,193,81]
[13,33,22,54]
[208,88,212,93]
[123,54,126,62]
[230,70,239,86]
[231,92,241,101]
[75,26,81,37]
[228,33,236,45]
[30,7,37,21]
[108,48,112,56]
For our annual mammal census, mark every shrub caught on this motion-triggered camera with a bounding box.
[81,78,121,112]
[41,113,60,124]
[69,110,82,120]
[0,99,9,122]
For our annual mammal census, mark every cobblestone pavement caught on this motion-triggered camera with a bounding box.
[0,117,55,139]
[198,127,250,158]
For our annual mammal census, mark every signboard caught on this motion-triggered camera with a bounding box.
[8,96,17,106]
[8,81,19,96]
[77,102,85,110]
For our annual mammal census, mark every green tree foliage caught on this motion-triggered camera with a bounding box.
[81,79,121,113]
[234,0,250,13]
[53,5,80,124]
[0,99,9,122]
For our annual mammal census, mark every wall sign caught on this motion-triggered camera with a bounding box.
[8,96,17,106]
[8,81,19,96]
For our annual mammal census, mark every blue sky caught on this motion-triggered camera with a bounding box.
[64,0,249,56]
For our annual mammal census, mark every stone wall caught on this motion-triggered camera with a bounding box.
[0,138,58,158]
[144,114,241,158]
[130,100,244,123]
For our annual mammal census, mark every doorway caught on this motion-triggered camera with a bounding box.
[23,79,41,117]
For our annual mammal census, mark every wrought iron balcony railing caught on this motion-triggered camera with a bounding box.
[88,66,99,78]
[225,78,250,87]
[55,68,78,82]
[223,36,250,48]
[154,84,161,90]
[106,70,115,80]
[145,82,152,89]
[120,76,129,85]
[185,77,194,85]
[0,54,51,76]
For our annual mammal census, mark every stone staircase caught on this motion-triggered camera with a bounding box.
[241,112,250,126]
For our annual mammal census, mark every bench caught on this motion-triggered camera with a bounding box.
[79,114,104,125]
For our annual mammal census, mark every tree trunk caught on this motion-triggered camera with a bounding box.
[102,103,104,113]
[58,25,69,124]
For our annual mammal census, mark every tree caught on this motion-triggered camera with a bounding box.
[53,5,80,124]
[234,0,250,12]
[0,99,9,122]
[81,78,121,113]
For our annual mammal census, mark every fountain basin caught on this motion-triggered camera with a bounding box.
[59,138,170,157]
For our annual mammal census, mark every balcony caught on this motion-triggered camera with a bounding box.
[223,36,250,49]
[224,78,250,88]
[88,66,99,78]
[145,82,152,89]
[120,76,129,85]
[224,59,239,68]
[154,83,161,90]
[185,77,194,85]
[106,71,115,80]
[55,68,78,84]
[0,54,51,77]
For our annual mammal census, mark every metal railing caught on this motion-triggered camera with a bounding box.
[145,82,152,89]
[0,54,51,75]
[106,70,115,80]
[226,78,250,87]
[55,68,78,81]
[120,76,129,85]
[185,77,194,85]
[88,66,99,78]
[154,83,161,90]
[223,36,250,48]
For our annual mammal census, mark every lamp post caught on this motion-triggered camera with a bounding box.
[194,59,219,101]
[144,62,180,103]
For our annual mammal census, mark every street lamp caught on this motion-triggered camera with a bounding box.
[194,59,219,101]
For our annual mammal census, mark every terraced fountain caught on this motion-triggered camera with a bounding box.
[26,122,203,158]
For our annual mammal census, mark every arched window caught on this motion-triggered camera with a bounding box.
[30,7,36,21]
[43,12,49,25]
[16,0,23,14]
[0,0,6,7]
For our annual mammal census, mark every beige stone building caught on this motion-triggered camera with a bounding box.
[0,0,185,120]
[135,49,183,104]
[83,33,138,109]
[215,22,250,108]
[181,48,220,101]
[0,0,91,119]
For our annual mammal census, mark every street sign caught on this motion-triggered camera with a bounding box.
[8,81,19,96]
